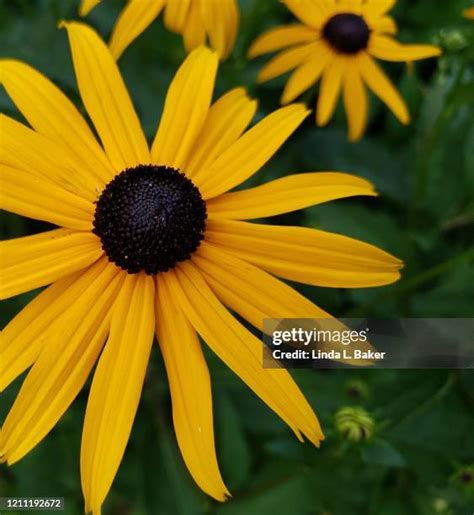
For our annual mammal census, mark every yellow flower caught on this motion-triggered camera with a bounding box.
[249,0,442,141]
[464,6,474,19]
[79,0,239,60]
[0,22,401,514]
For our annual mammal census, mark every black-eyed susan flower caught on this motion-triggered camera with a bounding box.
[249,0,442,141]
[0,21,402,514]
[79,0,239,60]
[464,6,474,19]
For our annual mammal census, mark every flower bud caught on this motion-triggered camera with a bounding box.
[334,406,375,442]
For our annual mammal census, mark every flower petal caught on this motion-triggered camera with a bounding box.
[198,104,310,200]
[205,219,403,288]
[156,275,229,501]
[164,0,191,33]
[61,21,150,171]
[186,87,257,180]
[464,7,474,19]
[343,65,368,142]
[109,0,166,60]
[151,46,218,171]
[0,264,122,465]
[207,172,376,219]
[317,56,345,126]
[193,243,377,365]
[371,15,397,35]
[248,24,317,58]
[363,0,396,20]
[81,273,155,514]
[79,0,101,16]
[0,164,95,231]
[0,259,109,392]
[199,0,239,59]
[369,35,441,62]
[0,59,113,183]
[182,0,207,53]
[0,229,102,300]
[0,114,101,201]
[256,42,319,83]
[282,0,334,29]
[358,52,410,124]
[281,43,331,104]
[193,242,330,324]
[164,263,324,446]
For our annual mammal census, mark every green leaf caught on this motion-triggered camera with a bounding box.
[215,390,252,491]
[361,439,407,468]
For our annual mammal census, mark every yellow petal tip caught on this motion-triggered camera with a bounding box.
[191,44,219,59]
[289,103,311,117]
[348,132,363,143]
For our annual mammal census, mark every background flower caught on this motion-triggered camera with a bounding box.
[80,0,239,60]
[1,1,474,514]
[249,0,441,141]
[464,6,474,19]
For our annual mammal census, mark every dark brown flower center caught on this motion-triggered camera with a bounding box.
[93,164,207,275]
[322,13,370,54]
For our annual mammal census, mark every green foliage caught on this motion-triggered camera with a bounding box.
[1,1,473,514]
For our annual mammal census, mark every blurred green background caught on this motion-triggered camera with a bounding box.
[1,0,474,514]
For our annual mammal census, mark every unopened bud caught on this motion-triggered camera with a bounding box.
[436,29,468,51]
[334,406,374,442]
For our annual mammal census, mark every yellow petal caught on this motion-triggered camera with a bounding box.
[0,59,113,183]
[156,275,229,501]
[317,56,344,126]
[0,164,95,231]
[335,0,363,14]
[343,65,368,142]
[358,52,410,124]
[109,0,165,60]
[186,87,257,180]
[0,229,102,300]
[464,7,474,19]
[1,274,78,392]
[61,21,150,171]
[198,104,310,200]
[164,263,324,446]
[282,0,333,29]
[281,43,331,104]
[371,15,398,35]
[193,242,330,326]
[0,259,109,392]
[248,24,317,58]
[363,0,396,19]
[193,243,377,366]
[0,264,122,465]
[81,273,155,514]
[164,0,191,33]
[207,172,376,219]
[182,0,207,53]
[79,0,101,16]
[0,114,101,201]
[369,35,442,62]
[151,46,218,171]
[199,0,239,59]
[205,219,403,288]
[256,42,318,83]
